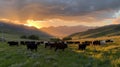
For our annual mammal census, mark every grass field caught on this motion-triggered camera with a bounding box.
[0,36,120,67]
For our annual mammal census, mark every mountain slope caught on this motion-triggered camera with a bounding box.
[40,25,95,38]
[69,24,120,39]
[0,21,52,40]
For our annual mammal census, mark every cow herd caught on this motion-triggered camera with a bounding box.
[44,41,68,51]
[7,39,114,52]
[67,39,114,50]
[7,41,68,52]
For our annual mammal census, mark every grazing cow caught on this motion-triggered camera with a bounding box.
[92,40,101,45]
[66,41,74,44]
[20,41,26,45]
[50,42,57,49]
[100,40,106,45]
[78,44,87,50]
[44,41,51,48]
[44,41,68,51]
[36,42,41,45]
[55,42,68,51]
[25,41,35,45]
[36,41,44,45]
[106,39,114,43]
[45,41,57,49]
[82,41,92,46]
[78,42,88,50]
[74,41,80,44]
[8,41,19,46]
[26,41,38,51]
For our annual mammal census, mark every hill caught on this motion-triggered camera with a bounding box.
[0,21,52,40]
[69,24,120,39]
[40,25,95,38]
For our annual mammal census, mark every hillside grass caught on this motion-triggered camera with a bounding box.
[70,24,120,39]
[0,36,120,67]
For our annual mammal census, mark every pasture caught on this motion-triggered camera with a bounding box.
[0,36,120,67]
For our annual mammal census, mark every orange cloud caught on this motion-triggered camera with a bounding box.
[112,17,120,24]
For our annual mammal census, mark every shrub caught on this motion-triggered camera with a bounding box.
[28,35,39,40]
[20,35,27,39]
[62,37,72,40]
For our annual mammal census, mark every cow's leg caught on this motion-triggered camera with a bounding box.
[35,48,37,52]
[55,48,57,52]
[78,45,80,50]
[62,48,65,51]
[27,47,29,50]
[50,46,53,49]
[31,49,33,51]
[45,44,47,48]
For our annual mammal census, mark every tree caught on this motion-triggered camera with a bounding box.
[20,35,27,39]
[62,37,72,40]
[28,35,39,40]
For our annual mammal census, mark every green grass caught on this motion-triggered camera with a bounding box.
[0,37,120,67]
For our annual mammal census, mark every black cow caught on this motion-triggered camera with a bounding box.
[66,41,74,44]
[45,42,57,49]
[78,43,88,50]
[106,39,114,43]
[45,41,51,48]
[54,42,68,51]
[74,41,80,44]
[82,41,92,46]
[20,41,26,45]
[92,40,101,45]
[36,41,44,45]
[8,41,19,46]
[44,41,68,51]
[25,41,35,45]
[26,41,38,51]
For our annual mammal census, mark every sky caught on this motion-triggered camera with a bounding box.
[0,0,120,28]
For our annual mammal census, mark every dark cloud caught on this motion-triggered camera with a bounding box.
[0,0,120,22]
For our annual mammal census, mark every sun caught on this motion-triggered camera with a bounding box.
[24,24,33,27]
[24,20,42,28]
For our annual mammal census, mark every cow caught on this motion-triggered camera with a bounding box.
[100,40,106,45]
[20,41,26,45]
[44,41,68,51]
[8,41,19,46]
[106,39,114,43]
[44,41,51,48]
[26,41,38,51]
[36,41,44,45]
[66,41,74,44]
[45,41,57,49]
[78,42,88,50]
[82,41,92,46]
[93,40,108,45]
[54,42,68,51]
[92,40,101,45]
[74,41,80,44]
[78,44,86,50]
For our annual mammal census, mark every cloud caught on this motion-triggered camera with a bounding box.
[111,17,120,24]
[0,0,120,23]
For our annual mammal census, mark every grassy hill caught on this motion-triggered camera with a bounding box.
[69,24,120,39]
[0,21,52,40]
[0,36,120,67]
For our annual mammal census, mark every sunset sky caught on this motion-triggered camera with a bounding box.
[0,0,120,28]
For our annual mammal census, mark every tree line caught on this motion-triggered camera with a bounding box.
[20,35,39,40]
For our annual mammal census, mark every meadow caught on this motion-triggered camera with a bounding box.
[0,36,120,67]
